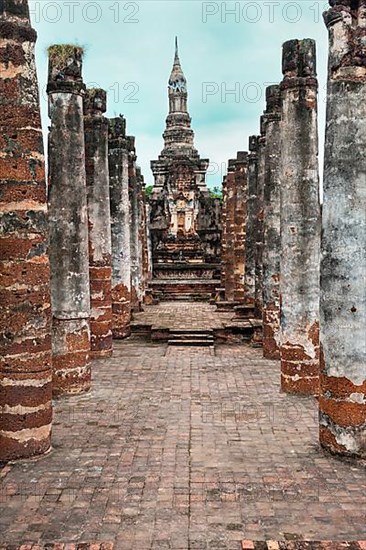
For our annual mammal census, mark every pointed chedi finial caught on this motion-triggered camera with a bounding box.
[175,36,179,62]
[169,36,187,93]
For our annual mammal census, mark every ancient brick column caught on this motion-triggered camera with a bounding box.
[243,136,259,313]
[222,160,236,302]
[47,45,91,396]
[232,152,248,303]
[279,39,320,396]
[108,117,131,338]
[320,1,366,458]
[138,170,150,297]
[219,173,228,294]
[254,118,266,320]
[136,167,147,301]
[0,0,53,460]
[84,89,113,358]
[262,86,281,360]
[129,138,143,311]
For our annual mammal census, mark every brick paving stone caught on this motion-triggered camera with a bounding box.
[0,304,365,549]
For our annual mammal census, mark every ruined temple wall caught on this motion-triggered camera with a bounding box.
[196,195,222,266]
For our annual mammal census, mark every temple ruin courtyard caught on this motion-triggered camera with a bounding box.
[0,304,365,549]
[1,0,365,547]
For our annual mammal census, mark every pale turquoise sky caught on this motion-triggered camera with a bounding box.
[29,0,329,187]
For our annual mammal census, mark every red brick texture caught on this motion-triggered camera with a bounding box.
[0,0,53,460]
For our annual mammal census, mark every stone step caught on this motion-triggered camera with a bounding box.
[170,329,213,335]
[170,335,214,342]
[215,301,241,311]
[168,339,214,347]
[233,304,256,318]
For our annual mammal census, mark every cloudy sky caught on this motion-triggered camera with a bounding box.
[29,0,329,188]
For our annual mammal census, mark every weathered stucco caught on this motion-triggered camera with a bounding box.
[320,0,366,458]
[47,44,91,396]
[84,88,113,357]
[254,118,266,320]
[279,39,321,396]
[262,85,281,360]
[108,116,131,338]
[244,135,259,309]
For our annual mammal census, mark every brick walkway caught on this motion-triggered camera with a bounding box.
[1,304,365,549]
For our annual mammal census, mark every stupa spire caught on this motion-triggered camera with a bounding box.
[169,36,187,96]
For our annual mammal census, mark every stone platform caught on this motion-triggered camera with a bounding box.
[149,279,220,301]
[132,301,259,343]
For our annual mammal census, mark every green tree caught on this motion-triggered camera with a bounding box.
[209,186,223,200]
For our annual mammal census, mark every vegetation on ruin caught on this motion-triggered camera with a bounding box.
[145,185,154,197]
[47,44,84,66]
[209,186,223,200]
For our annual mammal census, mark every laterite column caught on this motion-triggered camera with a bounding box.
[0,0,53,460]
[279,39,320,396]
[129,137,143,311]
[84,89,113,357]
[244,136,259,313]
[320,1,366,458]
[222,160,236,302]
[108,117,131,338]
[254,118,266,320]
[47,45,91,396]
[262,85,281,360]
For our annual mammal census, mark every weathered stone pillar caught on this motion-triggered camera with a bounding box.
[279,39,320,396]
[136,167,147,301]
[232,152,248,303]
[220,173,228,294]
[108,117,131,339]
[320,1,366,458]
[128,138,143,311]
[222,160,236,302]
[262,86,281,360]
[0,0,53,460]
[254,118,266,320]
[243,136,259,312]
[138,170,150,297]
[84,89,113,358]
[47,45,91,396]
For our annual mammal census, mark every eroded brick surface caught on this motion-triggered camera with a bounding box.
[47,44,91,396]
[108,117,131,339]
[320,0,366,459]
[0,0,52,460]
[279,39,321,397]
[262,86,281,361]
[244,136,259,310]
[0,304,365,548]
[84,88,113,359]
[221,153,248,304]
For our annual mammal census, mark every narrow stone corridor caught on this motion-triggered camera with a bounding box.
[1,306,365,549]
